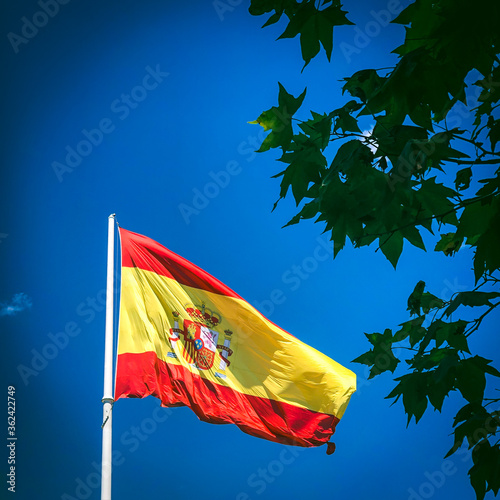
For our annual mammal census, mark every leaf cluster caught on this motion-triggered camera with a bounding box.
[249,0,500,497]
[353,280,500,499]
[249,0,352,69]
[250,0,500,274]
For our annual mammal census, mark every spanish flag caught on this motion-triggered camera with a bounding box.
[115,228,356,450]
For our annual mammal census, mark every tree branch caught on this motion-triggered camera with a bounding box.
[355,192,498,242]
[447,158,500,165]
[464,301,500,338]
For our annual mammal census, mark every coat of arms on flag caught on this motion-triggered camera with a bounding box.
[169,305,233,372]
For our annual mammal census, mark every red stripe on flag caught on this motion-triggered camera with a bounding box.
[115,351,340,448]
[119,228,241,299]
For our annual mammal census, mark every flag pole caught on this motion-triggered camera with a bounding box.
[101,213,116,500]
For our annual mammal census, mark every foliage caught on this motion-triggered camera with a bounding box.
[249,0,500,497]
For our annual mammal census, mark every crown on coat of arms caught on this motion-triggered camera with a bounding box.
[185,303,221,328]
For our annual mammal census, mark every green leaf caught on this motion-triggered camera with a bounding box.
[469,441,500,500]
[427,375,453,412]
[417,320,436,353]
[396,129,469,176]
[283,200,319,227]
[445,291,500,317]
[416,177,458,225]
[455,167,472,191]
[400,225,426,251]
[352,328,400,378]
[407,281,444,315]
[342,69,384,102]
[250,83,306,152]
[457,199,497,242]
[434,349,460,383]
[471,356,500,378]
[391,1,416,25]
[373,124,428,170]
[445,328,469,353]
[352,350,375,367]
[446,403,498,457]
[330,214,347,257]
[466,198,500,283]
[387,372,429,424]
[488,119,500,151]
[407,280,426,316]
[483,363,500,378]
[427,131,470,164]
[454,197,500,282]
[315,3,354,60]
[433,320,469,352]
[393,316,426,345]
[331,101,362,134]
[434,232,463,256]
[298,111,332,150]
[476,176,500,198]
[379,231,404,269]
[277,2,352,68]
[420,292,444,313]
[474,65,500,123]
[261,10,283,27]
[297,12,321,67]
[456,357,487,403]
[248,0,281,17]
[277,137,327,204]
[330,140,372,172]
[411,347,450,371]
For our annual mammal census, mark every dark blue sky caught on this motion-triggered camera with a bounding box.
[2,1,498,499]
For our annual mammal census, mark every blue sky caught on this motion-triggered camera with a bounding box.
[2,1,499,499]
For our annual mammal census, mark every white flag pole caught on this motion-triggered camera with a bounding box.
[101,213,116,500]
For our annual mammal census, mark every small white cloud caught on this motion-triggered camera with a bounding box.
[360,127,378,154]
[0,293,32,317]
